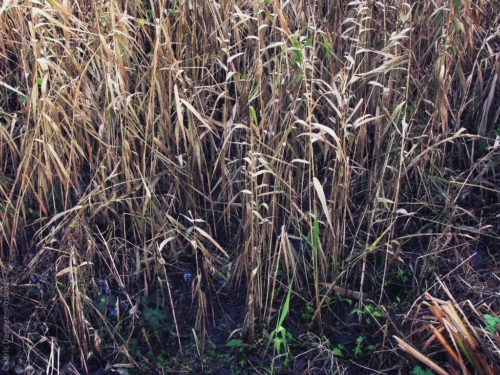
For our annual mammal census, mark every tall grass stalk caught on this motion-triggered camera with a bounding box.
[0,0,499,372]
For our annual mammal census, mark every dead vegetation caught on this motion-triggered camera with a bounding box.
[0,0,499,373]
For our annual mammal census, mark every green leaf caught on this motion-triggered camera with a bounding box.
[332,347,343,357]
[249,106,258,125]
[143,308,165,330]
[483,314,500,334]
[147,316,158,330]
[278,277,293,327]
[225,339,243,348]
[411,365,434,375]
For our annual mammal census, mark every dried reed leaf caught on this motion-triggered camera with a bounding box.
[193,226,229,258]
[394,336,451,375]
[428,324,465,372]
[313,177,334,235]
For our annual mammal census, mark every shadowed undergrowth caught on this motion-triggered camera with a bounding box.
[0,0,499,373]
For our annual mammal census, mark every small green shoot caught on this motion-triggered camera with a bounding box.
[353,336,364,356]
[143,308,166,330]
[411,365,435,375]
[483,314,500,334]
[352,304,384,324]
[268,277,294,370]
[226,339,243,352]
[332,343,345,357]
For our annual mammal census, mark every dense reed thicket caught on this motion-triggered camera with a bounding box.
[0,0,499,373]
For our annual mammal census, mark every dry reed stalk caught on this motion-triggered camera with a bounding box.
[0,0,498,372]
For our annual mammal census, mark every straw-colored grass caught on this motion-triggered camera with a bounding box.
[0,0,499,373]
